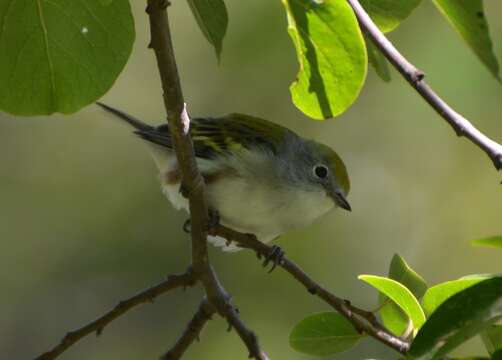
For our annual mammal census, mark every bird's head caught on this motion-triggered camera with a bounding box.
[305,141,351,211]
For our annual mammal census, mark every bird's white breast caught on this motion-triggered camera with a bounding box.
[205,174,334,241]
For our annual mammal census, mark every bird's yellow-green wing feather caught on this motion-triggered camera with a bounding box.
[139,113,292,159]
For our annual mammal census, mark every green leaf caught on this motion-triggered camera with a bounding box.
[0,0,134,116]
[389,254,428,299]
[289,312,364,356]
[481,324,502,356]
[359,0,422,33]
[409,277,502,360]
[422,275,490,316]
[471,236,502,249]
[379,254,428,335]
[187,0,228,61]
[432,0,500,80]
[359,275,426,332]
[282,0,367,120]
[367,39,391,82]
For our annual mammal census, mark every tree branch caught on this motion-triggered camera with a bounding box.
[145,1,267,359]
[160,298,216,360]
[346,0,502,170]
[35,270,197,360]
[214,225,410,354]
[146,0,209,271]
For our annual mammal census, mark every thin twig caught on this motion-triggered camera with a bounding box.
[160,298,216,360]
[214,225,410,354]
[145,1,267,359]
[202,265,266,359]
[146,0,209,273]
[346,0,502,170]
[35,271,197,360]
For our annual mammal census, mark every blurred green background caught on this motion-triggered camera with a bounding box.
[1,1,501,359]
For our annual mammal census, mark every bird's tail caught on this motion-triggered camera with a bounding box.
[96,102,153,132]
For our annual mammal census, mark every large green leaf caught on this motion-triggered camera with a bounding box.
[422,275,490,316]
[359,275,426,332]
[471,236,502,249]
[0,0,134,116]
[481,324,502,356]
[282,0,367,120]
[289,312,364,356]
[409,277,502,360]
[187,0,228,61]
[432,0,500,80]
[379,254,428,336]
[359,0,422,33]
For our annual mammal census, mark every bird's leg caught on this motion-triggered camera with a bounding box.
[178,182,190,199]
[262,245,285,273]
[207,209,238,247]
[207,209,220,236]
[183,209,219,235]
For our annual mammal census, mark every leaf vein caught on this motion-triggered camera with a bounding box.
[36,0,56,110]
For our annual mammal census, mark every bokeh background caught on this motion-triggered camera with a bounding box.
[1,1,501,359]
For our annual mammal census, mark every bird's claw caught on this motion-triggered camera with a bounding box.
[262,245,285,273]
[183,210,219,236]
[179,183,190,199]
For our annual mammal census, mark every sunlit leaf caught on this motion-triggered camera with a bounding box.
[471,236,502,249]
[409,277,502,360]
[379,254,428,335]
[422,275,491,316]
[289,312,364,356]
[359,275,426,331]
[0,0,134,115]
[360,0,422,33]
[187,0,228,61]
[432,0,500,80]
[282,0,367,119]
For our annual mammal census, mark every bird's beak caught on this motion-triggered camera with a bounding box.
[328,188,351,212]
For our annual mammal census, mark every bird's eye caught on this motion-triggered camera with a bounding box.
[313,164,329,179]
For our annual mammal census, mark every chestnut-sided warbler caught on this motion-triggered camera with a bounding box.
[97,103,351,251]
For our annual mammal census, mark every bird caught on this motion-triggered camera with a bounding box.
[97,102,351,252]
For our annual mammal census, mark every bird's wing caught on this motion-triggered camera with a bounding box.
[136,113,291,159]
